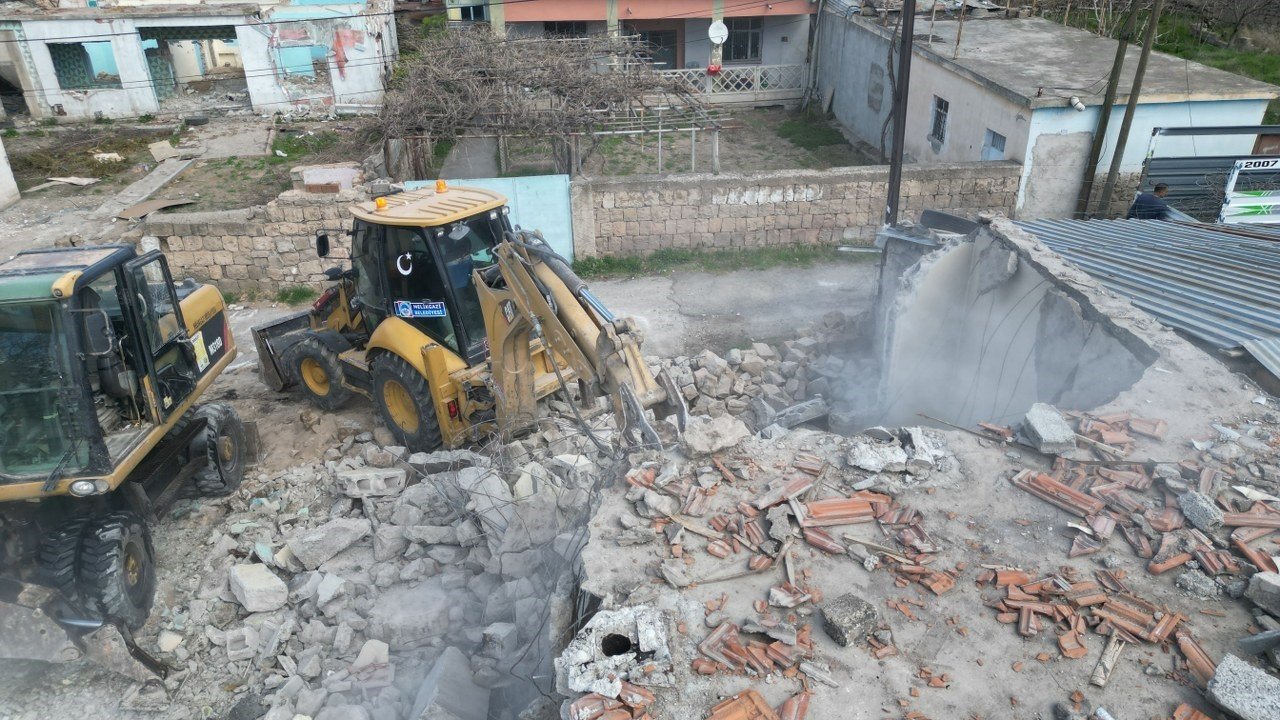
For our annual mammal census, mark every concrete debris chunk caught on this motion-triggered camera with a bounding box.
[338,467,407,498]
[554,605,673,697]
[820,593,879,647]
[1206,653,1280,720]
[1022,403,1077,455]
[286,517,372,570]
[1179,492,1225,533]
[771,397,830,429]
[1247,572,1280,618]
[847,439,908,473]
[682,415,751,456]
[407,646,489,720]
[227,563,288,612]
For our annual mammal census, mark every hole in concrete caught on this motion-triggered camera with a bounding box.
[600,633,633,657]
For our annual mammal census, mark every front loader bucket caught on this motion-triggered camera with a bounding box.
[0,577,165,682]
[251,309,311,391]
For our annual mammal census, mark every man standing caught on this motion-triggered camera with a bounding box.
[1126,183,1173,220]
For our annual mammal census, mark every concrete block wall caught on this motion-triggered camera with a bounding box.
[141,189,366,296]
[571,162,1022,257]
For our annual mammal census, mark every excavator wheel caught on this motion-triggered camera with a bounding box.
[36,517,91,608]
[371,354,443,453]
[284,337,351,411]
[192,403,246,496]
[77,510,155,631]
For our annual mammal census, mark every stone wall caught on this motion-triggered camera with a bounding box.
[139,189,367,296]
[571,162,1022,257]
[140,161,1020,294]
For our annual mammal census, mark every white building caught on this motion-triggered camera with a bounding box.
[815,11,1280,218]
[0,1,398,121]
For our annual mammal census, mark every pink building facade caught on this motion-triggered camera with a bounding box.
[447,0,815,70]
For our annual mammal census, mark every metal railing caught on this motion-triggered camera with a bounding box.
[660,64,808,105]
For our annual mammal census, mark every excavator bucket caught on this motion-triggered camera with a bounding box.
[0,577,166,682]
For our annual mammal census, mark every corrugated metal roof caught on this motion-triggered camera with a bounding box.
[1016,219,1280,360]
[1242,337,1280,380]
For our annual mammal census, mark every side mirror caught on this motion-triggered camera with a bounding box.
[324,267,344,281]
[316,231,330,258]
[78,310,114,356]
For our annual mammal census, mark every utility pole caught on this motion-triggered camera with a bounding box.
[1096,0,1165,217]
[1074,8,1138,218]
[884,0,917,227]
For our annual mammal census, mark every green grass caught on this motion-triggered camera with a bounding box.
[775,115,848,150]
[137,113,155,123]
[221,290,241,305]
[270,130,340,164]
[1153,13,1280,123]
[276,286,318,305]
[1,129,16,138]
[572,245,876,279]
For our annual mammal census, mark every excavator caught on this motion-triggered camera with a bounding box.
[0,245,247,680]
[253,181,686,451]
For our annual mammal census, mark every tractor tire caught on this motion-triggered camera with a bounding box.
[371,354,443,453]
[76,511,155,630]
[36,517,91,607]
[192,403,246,496]
[284,337,351,411]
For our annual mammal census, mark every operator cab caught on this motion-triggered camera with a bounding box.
[0,246,204,482]
[331,184,513,366]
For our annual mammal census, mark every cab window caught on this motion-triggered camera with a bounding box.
[383,226,457,351]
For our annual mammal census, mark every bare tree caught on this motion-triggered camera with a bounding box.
[1185,0,1280,42]
[380,26,705,174]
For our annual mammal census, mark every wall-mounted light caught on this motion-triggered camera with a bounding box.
[1069,96,1086,112]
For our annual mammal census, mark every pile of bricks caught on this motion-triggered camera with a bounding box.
[976,563,1213,686]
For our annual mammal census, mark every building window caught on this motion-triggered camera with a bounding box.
[982,129,1007,161]
[725,18,762,64]
[48,41,122,90]
[457,3,487,22]
[867,64,885,112]
[544,21,587,38]
[929,96,949,144]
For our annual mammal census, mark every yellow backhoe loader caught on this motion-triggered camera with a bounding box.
[253,181,686,451]
[0,245,249,680]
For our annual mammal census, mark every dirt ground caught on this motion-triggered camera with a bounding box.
[503,107,878,177]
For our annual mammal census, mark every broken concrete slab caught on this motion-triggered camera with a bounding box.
[1247,572,1280,618]
[820,593,879,647]
[682,415,751,456]
[337,468,407,498]
[367,581,452,649]
[1179,492,1225,533]
[227,564,288,612]
[848,439,908,473]
[409,646,489,720]
[1206,653,1280,720]
[1022,403,1077,455]
[554,605,673,697]
[286,517,372,570]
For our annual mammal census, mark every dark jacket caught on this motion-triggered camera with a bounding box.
[1126,192,1171,220]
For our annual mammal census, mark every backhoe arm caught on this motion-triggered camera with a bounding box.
[475,234,686,449]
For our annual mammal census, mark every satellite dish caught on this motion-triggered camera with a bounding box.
[708,20,729,46]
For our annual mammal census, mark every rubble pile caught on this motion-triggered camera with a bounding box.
[987,406,1280,716]
[157,423,616,720]
[653,311,870,437]
[560,420,958,719]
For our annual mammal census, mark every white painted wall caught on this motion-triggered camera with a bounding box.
[0,136,19,210]
[20,6,393,120]
[23,18,160,119]
[900,56,1031,166]
[683,16,809,69]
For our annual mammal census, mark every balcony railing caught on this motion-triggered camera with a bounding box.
[660,64,808,105]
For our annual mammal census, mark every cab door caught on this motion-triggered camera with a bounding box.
[123,251,197,422]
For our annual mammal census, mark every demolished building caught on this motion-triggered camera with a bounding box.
[0,1,398,121]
